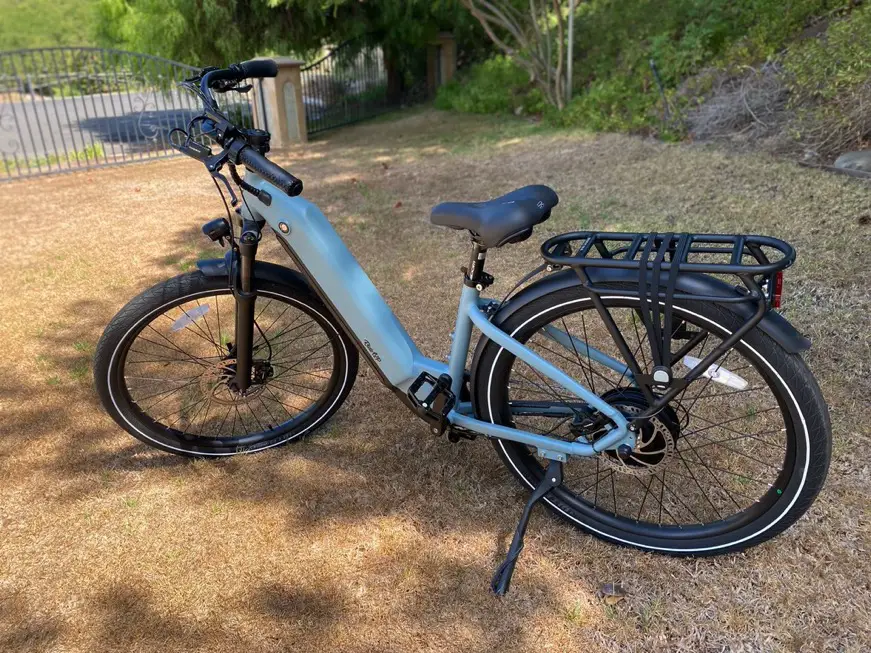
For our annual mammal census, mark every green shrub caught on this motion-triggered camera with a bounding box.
[572,0,844,88]
[546,77,656,132]
[435,56,546,115]
[785,5,871,102]
[782,5,871,155]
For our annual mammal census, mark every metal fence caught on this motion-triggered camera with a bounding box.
[0,47,261,181]
[301,41,395,135]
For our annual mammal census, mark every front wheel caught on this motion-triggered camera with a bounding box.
[94,271,358,457]
[472,283,831,555]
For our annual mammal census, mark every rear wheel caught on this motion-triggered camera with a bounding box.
[473,283,831,555]
[94,271,358,457]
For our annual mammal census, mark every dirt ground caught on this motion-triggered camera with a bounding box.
[1,109,869,652]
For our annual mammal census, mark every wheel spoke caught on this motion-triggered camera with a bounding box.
[673,446,724,520]
[678,436,745,511]
[136,377,202,410]
[137,330,214,367]
[681,407,779,440]
[160,307,220,354]
[494,300,791,534]
[531,341,620,390]
[119,289,336,443]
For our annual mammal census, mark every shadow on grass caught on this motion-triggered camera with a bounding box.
[0,592,63,653]
[1,286,567,652]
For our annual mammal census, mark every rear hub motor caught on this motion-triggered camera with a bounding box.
[582,388,680,477]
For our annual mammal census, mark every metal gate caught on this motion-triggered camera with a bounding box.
[301,41,395,135]
[0,47,261,181]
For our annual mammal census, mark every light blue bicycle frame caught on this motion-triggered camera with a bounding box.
[242,174,635,461]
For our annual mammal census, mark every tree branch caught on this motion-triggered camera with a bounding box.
[463,0,571,110]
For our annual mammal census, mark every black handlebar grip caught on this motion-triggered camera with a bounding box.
[237,59,278,79]
[237,146,303,197]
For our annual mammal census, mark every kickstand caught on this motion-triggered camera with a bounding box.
[491,458,563,596]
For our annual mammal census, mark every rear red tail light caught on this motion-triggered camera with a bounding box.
[771,271,784,308]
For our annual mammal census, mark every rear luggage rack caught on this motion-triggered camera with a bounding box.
[543,231,794,271]
[541,231,794,303]
[539,231,796,408]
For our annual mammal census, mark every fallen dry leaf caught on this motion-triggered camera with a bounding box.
[597,582,627,605]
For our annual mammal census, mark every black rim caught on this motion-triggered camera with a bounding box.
[494,297,797,540]
[114,288,342,448]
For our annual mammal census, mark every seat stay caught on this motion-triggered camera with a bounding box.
[541,324,633,380]
[455,299,633,458]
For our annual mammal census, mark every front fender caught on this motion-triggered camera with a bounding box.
[196,253,314,296]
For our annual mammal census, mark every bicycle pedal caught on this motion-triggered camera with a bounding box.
[447,427,477,443]
[408,372,456,435]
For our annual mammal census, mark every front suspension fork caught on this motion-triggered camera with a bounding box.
[232,220,261,392]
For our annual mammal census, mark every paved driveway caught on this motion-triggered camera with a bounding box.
[0,89,251,173]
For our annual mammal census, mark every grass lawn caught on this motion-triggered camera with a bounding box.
[1,108,869,652]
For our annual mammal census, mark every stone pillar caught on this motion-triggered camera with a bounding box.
[252,57,307,147]
[427,32,457,96]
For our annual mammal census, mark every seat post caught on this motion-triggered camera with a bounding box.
[464,242,488,289]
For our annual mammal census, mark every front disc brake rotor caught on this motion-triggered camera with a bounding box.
[199,358,269,405]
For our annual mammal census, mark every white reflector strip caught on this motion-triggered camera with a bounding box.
[170,304,210,332]
[682,355,749,390]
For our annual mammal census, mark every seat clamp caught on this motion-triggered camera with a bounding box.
[461,267,494,290]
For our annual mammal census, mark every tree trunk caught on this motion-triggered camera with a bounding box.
[385,51,404,105]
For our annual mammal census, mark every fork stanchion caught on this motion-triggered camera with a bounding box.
[491,458,563,596]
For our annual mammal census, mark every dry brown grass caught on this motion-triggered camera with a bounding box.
[1,108,869,653]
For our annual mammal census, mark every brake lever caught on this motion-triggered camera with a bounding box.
[210,169,238,207]
[201,140,238,206]
[183,66,218,84]
[212,79,252,94]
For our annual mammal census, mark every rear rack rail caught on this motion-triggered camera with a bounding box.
[542,231,794,276]
[541,231,794,306]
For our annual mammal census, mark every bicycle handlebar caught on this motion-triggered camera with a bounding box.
[236,58,279,79]
[184,59,304,198]
[237,145,304,197]
[202,58,278,91]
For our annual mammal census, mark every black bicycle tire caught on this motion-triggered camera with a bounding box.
[94,271,358,457]
[473,283,831,555]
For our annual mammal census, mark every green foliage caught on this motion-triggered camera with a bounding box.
[784,5,871,102]
[95,0,289,65]
[447,0,850,134]
[435,56,545,115]
[0,0,100,49]
[94,0,480,68]
[782,5,871,154]
[310,0,481,60]
[572,0,845,88]
[546,78,653,132]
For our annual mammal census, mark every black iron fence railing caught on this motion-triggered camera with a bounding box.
[301,41,395,136]
[1,43,429,179]
[0,47,260,180]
